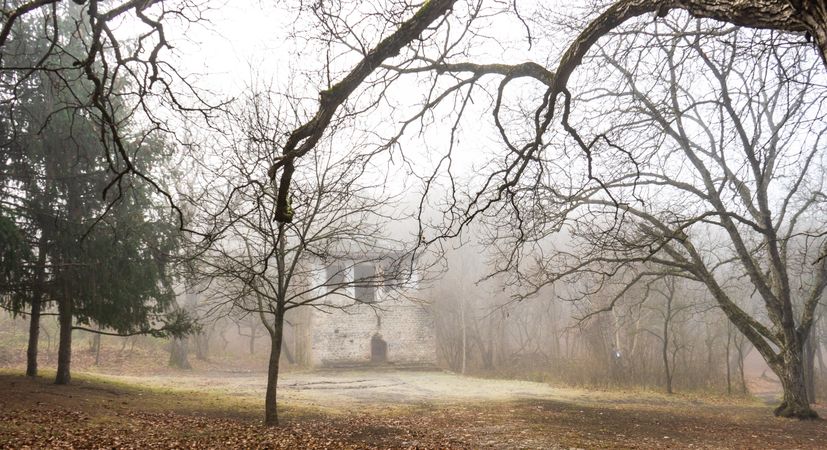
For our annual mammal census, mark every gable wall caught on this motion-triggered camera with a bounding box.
[307,263,435,366]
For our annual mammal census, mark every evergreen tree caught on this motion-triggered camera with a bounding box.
[0,214,28,290]
[0,9,191,383]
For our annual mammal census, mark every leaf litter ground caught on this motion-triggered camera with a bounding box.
[2,368,827,448]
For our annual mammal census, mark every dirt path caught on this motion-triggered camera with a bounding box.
[99,368,790,414]
[107,369,588,406]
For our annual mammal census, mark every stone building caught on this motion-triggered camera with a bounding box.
[289,255,436,367]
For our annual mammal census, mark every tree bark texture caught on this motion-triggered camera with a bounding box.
[26,233,49,377]
[26,296,41,377]
[774,345,818,418]
[55,295,73,385]
[264,308,285,427]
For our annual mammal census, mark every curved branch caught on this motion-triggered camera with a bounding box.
[268,0,458,222]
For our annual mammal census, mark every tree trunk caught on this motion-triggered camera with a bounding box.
[460,297,466,375]
[804,333,816,404]
[26,233,49,377]
[219,327,229,351]
[738,349,747,395]
[612,309,623,384]
[93,333,101,366]
[195,331,208,361]
[734,340,748,396]
[44,326,52,355]
[264,308,285,427]
[662,336,672,394]
[704,335,713,385]
[55,296,73,385]
[662,314,672,394]
[26,295,41,377]
[281,338,295,365]
[169,337,191,369]
[773,345,818,419]
[725,327,732,395]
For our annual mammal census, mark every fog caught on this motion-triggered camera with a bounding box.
[1,0,827,448]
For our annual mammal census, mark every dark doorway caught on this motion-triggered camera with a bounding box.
[371,334,388,363]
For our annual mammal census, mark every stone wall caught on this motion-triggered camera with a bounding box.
[310,297,436,366]
[307,262,436,366]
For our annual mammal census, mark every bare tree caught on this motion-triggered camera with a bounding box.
[6,1,819,226]
[234,313,267,355]
[236,7,825,418]
[643,276,695,394]
[187,90,423,427]
[261,0,827,224]
[486,19,826,418]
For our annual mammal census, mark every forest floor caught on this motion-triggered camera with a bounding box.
[2,365,827,449]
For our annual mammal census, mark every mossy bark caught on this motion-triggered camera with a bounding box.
[773,346,818,419]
